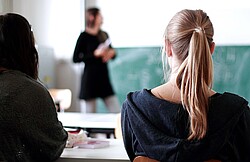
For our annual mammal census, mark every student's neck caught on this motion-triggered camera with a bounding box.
[169,73,216,97]
[86,26,100,35]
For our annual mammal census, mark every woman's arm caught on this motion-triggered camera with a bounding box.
[233,104,250,162]
[73,33,97,63]
[16,82,68,161]
[121,100,136,161]
[73,33,85,63]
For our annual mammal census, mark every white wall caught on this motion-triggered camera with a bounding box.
[12,0,84,111]
[11,0,250,50]
[0,0,13,13]
[97,0,250,47]
[12,0,83,59]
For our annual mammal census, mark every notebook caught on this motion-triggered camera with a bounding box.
[73,139,110,149]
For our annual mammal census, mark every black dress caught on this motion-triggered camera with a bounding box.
[73,30,115,100]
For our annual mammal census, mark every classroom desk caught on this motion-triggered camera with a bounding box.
[57,112,118,137]
[57,139,129,162]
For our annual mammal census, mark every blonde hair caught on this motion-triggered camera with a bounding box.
[163,9,214,140]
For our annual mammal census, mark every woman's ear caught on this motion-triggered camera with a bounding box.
[165,39,172,57]
[210,42,215,55]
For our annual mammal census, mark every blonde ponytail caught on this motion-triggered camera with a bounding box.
[164,9,214,140]
[177,27,213,140]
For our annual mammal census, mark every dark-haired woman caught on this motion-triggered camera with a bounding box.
[0,13,68,161]
[73,7,120,113]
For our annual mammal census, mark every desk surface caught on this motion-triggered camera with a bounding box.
[57,112,118,129]
[57,139,129,162]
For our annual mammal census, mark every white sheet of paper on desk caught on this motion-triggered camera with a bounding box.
[73,139,110,149]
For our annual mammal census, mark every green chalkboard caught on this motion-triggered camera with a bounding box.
[97,47,163,112]
[110,47,163,103]
[97,46,250,113]
[212,46,250,102]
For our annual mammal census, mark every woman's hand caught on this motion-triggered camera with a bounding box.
[102,48,115,62]
[94,48,105,57]
[94,48,115,62]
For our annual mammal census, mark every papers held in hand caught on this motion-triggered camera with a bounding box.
[73,139,110,149]
[97,38,111,50]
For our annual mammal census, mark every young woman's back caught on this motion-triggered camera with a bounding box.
[121,9,250,162]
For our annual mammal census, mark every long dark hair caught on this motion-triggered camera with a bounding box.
[0,13,39,79]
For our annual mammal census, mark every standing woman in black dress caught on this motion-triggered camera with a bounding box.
[73,7,120,113]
